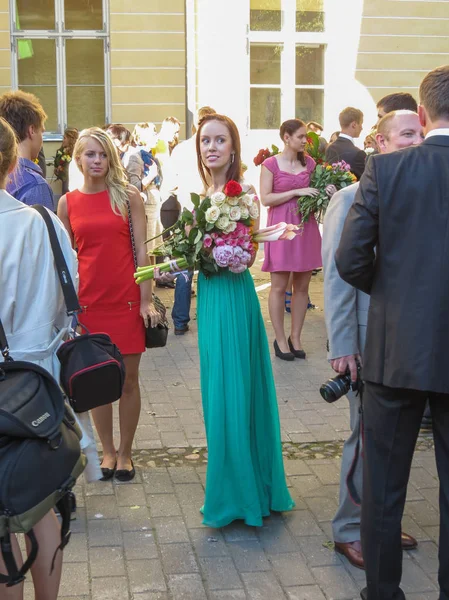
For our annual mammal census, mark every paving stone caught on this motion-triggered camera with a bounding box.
[151,403,178,417]
[147,493,182,517]
[199,557,243,590]
[400,556,438,593]
[154,516,190,544]
[284,510,324,537]
[168,573,208,599]
[168,466,201,484]
[142,470,174,494]
[257,519,299,554]
[189,528,229,557]
[89,546,126,578]
[160,431,189,447]
[269,552,315,586]
[286,586,327,600]
[118,504,152,531]
[58,561,89,597]
[115,483,147,507]
[88,518,123,547]
[241,571,286,600]
[128,559,167,593]
[297,536,342,567]
[284,460,313,476]
[86,494,119,520]
[160,542,199,574]
[209,592,248,600]
[91,576,130,600]
[227,540,271,572]
[64,532,88,563]
[123,530,158,560]
[311,565,359,600]
[222,522,258,543]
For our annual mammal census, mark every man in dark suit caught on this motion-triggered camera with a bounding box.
[335,65,449,600]
[325,107,366,179]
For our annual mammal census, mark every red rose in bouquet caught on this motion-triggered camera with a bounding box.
[253,148,271,166]
[224,180,243,197]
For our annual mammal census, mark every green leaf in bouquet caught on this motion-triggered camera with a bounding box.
[181,208,194,225]
[271,144,280,154]
[195,239,204,253]
[188,227,199,245]
[205,222,215,232]
[190,192,200,209]
[194,230,203,244]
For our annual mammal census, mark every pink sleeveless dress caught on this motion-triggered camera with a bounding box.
[261,155,322,273]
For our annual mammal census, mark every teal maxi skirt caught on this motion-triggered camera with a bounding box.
[197,269,295,528]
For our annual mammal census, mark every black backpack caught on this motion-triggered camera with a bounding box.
[0,319,87,587]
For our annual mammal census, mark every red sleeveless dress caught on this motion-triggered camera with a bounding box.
[67,189,145,355]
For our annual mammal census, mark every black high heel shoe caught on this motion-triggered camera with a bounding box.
[273,340,295,361]
[288,337,306,359]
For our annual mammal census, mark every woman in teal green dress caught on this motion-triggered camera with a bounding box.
[195,114,294,528]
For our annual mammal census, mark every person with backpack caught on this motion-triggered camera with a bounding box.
[0,116,79,599]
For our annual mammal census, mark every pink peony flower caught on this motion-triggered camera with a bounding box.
[213,244,234,267]
[203,234,213,248]
[229,262,247,274]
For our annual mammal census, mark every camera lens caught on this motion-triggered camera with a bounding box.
[320,373,352,403]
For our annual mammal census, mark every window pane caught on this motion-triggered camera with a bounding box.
[65,0,103,30]
[16,0,55,30]
[295,89,323,124]
[251,45,282,85]
[66,39,105,129]
[18,39,58,132]
[296,0,324,32]
[250,0,281,31]
[296,45,324,85]
[250,88,281,130]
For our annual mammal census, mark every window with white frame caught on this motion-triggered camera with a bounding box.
[11,0,110,137]
[249,0,325,130]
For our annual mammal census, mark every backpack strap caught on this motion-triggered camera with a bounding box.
[32,205,81,316]
[50,494,72,573]
[0,530,38,587]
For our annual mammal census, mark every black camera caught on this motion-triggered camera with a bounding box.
[320,363,363,403]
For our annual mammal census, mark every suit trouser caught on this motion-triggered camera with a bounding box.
[362,382,449,600]
[332,389,363,542]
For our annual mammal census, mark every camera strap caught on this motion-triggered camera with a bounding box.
[346,384,364,506]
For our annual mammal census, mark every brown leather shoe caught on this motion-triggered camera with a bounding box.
[401,531,418,550]
[334,540,365,570]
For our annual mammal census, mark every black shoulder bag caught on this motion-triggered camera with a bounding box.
[126,199,169,348]
[33,205,126,413]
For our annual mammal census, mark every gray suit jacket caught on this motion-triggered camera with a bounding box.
[322,183,370,359]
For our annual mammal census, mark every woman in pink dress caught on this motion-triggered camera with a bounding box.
[260,119,322,361]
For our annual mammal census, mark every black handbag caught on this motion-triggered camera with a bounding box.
[126,199,169,348]
[33,205,126,412]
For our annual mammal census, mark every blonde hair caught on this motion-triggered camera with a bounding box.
[0,117,18,185]
[74,127,129,218]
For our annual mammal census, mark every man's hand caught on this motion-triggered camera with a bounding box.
[330,354,362,382]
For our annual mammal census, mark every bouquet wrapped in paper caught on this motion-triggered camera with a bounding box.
[134,181,299,284]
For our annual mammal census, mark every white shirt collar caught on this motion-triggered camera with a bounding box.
[338,133,354,143]
[426,128,449,139]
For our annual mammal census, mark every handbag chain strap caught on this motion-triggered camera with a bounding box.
[126,199,138,272]
[0,317,12,362]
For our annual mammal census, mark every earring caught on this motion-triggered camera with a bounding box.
[231,154,235,164]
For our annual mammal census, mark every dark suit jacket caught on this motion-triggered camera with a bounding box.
[335,135,449,393]
[325,136,366,180]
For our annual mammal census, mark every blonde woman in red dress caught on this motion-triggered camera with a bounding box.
[58,127,160,482]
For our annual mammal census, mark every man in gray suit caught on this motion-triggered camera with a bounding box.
[322,110,423,570]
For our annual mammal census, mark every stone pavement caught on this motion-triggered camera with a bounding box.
[25,265,441,600]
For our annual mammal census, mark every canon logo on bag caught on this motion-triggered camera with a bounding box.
[32,412,51,427]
